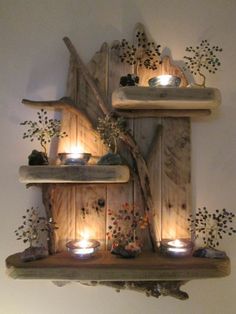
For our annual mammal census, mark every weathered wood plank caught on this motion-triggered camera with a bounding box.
[19,165,130,184]
[49,184,75,251]
[116,109,211,118]
[6,251,230,281]
[106,182,134,249]
[105,39,136,250]
[146,124,162,246]
[112,87,221,110]
[75,184,107,249]
[133,119,161,248]
[161,118,191,240]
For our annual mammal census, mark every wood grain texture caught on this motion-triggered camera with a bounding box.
[49,184,74,251]
[106,182,134,249]
[75,184,107,249]
[112,87,221,110]
[116,109,211,118]
[105,40,137,249]
[6,251,230,281]
[19,165,130,184]
[161,118,191,239]
[133,119,161,248]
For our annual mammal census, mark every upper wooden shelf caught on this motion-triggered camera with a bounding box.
[6,251,230,281]
[19,165,130,184]
[112,87,220,117]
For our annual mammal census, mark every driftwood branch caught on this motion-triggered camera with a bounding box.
[63,37,109,115]
[81,280,189,300]
[22,97,77,114]
[22,97,96,129]
[63,37,158,250]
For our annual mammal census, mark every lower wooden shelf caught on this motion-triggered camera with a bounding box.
[6,251,230,281]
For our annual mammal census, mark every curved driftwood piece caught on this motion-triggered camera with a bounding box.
[22,97,78,114]
[63,37,158,250]
[22,97,96,128]
[81,280,189,300]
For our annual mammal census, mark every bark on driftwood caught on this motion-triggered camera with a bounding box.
[22,97,96,129]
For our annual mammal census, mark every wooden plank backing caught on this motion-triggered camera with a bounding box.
[75,184,107,249]
[48,184,107,252]
[161,118,191,240]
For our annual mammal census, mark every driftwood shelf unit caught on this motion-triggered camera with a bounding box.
[7,24,229,300]
[19,165,130,184]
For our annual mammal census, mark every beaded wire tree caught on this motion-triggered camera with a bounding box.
[183,40,222,87]
[20,109,68,156]
[188,207,236,248]
[118,31,162,76]
[97,113,128,154]
[14,207,58,248]
[107,203,148,246]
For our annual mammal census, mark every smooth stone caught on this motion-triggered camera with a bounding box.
[193,247,227,259]
[111,242,141,259]
[21,246,48,262]
[28,150,48,165]
[97,152,122,165]
[120,74,139,87]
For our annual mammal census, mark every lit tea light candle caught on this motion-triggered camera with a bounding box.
[58,146,91,165]
[66,238,100,259]
[161,239,193,257]
[148,74,181,87]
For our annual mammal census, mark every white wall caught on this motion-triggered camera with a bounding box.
[1,1,236,313]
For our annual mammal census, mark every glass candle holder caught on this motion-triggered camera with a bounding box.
[148,75,181,87]
[161,239,193,257]
[66,239,100,259]
[58,152,91,165]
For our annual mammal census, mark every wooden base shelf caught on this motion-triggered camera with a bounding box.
[19,165,130,184]
[6,251,230,281]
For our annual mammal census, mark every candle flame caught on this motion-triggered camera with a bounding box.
[78,238,91,248]
[168,239,185,248]
[158,75,174,86]
[70,145,84,155]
